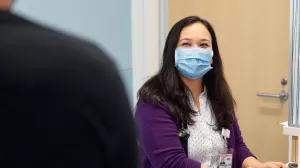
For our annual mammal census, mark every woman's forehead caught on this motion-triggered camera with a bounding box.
[179,23,211,41]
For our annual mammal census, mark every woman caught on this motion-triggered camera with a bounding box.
[135,16,287,168]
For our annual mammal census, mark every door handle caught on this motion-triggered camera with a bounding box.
[256,90,288,101]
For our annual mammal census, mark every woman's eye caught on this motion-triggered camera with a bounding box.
[182,43,191,47]
[200,43,209,48]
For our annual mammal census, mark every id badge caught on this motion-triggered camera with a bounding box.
[218,148,233,168]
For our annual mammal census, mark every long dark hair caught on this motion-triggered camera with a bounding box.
[137,16,235,130]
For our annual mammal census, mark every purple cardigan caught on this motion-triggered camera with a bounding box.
[135,100,255,168]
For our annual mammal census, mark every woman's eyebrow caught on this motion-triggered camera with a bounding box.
[179,38,192,42]
[179,38,211,43]
[200,39,211,43]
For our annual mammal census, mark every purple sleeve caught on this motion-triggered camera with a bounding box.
[233,115,256,168]
[135,101,201,168]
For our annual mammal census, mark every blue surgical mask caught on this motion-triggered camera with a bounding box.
[175,47,213,79]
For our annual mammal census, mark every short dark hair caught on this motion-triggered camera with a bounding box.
[137,16,235,130]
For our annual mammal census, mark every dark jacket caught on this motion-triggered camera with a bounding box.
[0,10,138,168]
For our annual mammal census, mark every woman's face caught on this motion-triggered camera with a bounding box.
[177,22,212,50]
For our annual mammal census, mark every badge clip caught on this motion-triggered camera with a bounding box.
[221,128,230,139]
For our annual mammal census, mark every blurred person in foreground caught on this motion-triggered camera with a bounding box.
[0,0,138,167]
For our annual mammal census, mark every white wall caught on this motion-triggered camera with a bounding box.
[131,0,168,106]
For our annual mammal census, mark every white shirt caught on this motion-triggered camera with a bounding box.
[188,90,226,168]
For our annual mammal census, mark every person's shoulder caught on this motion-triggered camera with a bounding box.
[4,15,114,66]
[136,100,168,112]
[135,100,174,121]
[44,27,113,64]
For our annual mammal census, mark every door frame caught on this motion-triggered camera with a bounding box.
[131,0,168,107]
